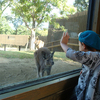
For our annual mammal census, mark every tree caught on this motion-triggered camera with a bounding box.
[74,0,89,12]
[0,0,13,34]
[0,0,12,16]
[0,17,13,34]
[17,25,31,35]
[11,0,76,50]
[8,17,23,35]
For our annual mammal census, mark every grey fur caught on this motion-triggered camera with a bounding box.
[34,47,55,77]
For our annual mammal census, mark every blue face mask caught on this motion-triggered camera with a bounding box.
[78,30,100,50]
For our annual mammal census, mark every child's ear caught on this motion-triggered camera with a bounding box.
[82,43,87,49]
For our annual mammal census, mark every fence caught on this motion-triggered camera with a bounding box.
[45,38,79,51]
[0,34,30,51]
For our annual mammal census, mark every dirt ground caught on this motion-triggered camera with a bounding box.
[0,57,81,87]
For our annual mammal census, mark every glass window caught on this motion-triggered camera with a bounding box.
[46,0,89,75]
[0,0,98,90]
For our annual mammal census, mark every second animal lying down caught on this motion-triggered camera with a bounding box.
[34,47,55,77]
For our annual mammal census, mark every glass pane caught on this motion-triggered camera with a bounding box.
[46,0,89,75]
[0,0,90,88]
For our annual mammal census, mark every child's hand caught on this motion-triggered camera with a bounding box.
[60,32,69,44]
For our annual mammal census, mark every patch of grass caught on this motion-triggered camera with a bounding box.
[0,51,71,61]
[54,51,71,61]
[0,51,34,59]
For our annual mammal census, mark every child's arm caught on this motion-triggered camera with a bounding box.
[60,32,70,53]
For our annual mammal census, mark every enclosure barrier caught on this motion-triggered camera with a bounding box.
[45,38,79,51]
[0,69,81,100]
[0,34,30,51]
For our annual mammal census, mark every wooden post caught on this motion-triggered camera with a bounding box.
[19,46,21,51]
[52,42,53,51]
[25,40,29,51]
[4,44,6,51]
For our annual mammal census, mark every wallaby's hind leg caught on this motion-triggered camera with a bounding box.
[46,67,52,75]
[34,52,41,77]
[42,70,45,77]
[40,70,44,77]
[36,63,41,77]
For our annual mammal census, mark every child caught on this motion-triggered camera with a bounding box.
[60,30,100,100]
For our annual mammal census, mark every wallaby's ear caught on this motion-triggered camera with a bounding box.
[42,51,46,59]
[52,51,55,55]
[51,51,55,57]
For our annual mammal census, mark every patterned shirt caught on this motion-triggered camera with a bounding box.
[66,48,100,100]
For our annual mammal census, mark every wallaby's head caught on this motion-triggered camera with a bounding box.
[42,51,55,67]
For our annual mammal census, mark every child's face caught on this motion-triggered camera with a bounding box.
[79,41,85,51]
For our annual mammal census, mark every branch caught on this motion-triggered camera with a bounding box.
[35,2,48,27]
[22,19,32,30]
[36,16,44,27]
[2,3,10,14]
[16,7,33,31]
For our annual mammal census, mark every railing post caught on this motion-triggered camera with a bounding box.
[4,44,6,51]
[52,42,53,51]
[19,46,21,51]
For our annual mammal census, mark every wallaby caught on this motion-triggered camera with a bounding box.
[34,39,44,50]
[34,47,55,77]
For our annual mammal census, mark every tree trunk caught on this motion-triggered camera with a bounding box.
[15,29,17,35]
[30,29,35,50]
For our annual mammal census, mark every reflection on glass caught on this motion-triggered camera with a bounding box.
[0,0,89,88]
[46,0,89,74]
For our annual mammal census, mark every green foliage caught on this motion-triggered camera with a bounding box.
[74,0,89,12]
[0,0,77,35]
[11,0,76,31]
[36,29,48,36]
[0,0,12,16]
[0,0,77,50]
[17,25,31,35]
[67,6,77,15]
[0,51,34,59]
[0,0,15,34]
[0,17,14,34]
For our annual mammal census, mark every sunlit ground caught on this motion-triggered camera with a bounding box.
[0,47,81,87]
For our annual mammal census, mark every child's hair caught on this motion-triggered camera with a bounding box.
[80,42,97,51]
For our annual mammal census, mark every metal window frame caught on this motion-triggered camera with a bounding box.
[86,0,96,30]
[0,69,81,95]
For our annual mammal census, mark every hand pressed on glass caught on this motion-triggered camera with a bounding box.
[61,32,69,45]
